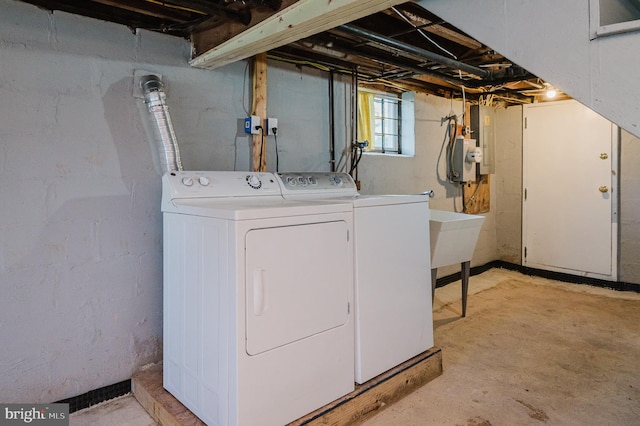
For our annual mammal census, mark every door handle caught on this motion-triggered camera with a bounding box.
[599,185,609,193]
[253,269,267,316]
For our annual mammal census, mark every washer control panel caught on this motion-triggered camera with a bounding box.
[275,172,358,197]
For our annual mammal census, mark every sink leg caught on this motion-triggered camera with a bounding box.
[461,261,470,317]
[431,268,438,304]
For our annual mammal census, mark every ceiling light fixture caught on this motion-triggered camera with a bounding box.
[546,89,557,99]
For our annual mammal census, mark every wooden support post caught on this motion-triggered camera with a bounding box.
[252,53,268,172]
[462,100,490,213]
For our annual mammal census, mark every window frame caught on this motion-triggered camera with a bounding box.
[590,0,640,39]
[358,89,402,154]
[372,93,402,154]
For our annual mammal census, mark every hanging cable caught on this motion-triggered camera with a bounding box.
[256,126,265,171]
[446,114,459,183]
[349,141,368,174]
[390,6,458,59]
[273,128,279,173]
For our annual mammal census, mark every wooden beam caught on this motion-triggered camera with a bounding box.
[190,0,409,70]
[289,348,442,425]
[192,0,299,54]
[252,53,268,172]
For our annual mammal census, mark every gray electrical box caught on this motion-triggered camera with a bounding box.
[452,136,478,183]
[470,105,496,175]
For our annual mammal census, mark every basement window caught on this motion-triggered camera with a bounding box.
[590,0,640,38]
[358,90,409,154]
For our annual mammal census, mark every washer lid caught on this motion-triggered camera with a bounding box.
[166,197,352,220]
[350,194,429,207]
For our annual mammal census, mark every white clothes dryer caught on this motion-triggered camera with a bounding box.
[162,171,354,426]
[274,172,434,384]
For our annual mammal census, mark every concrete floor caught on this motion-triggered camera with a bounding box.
[70,268,640,425]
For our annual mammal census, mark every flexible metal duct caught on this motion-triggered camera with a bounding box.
[140,75,183,173]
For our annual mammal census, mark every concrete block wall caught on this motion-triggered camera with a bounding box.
[0,0,352,403]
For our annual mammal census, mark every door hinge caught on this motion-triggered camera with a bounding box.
[524,188,527,200]
[524,116,527,129]
[524,246,527,259]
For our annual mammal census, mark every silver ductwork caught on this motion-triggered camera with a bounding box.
[140,75,183,174]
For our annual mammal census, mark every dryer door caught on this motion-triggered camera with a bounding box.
[245,220,350,355]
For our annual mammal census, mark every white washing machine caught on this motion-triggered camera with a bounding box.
[275,172,434,384]
[162,171,355,426]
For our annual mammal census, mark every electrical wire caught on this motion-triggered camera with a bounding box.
[145,0,206,15]
[446,114,459,182]
[273,129,279,172]
[464,177,484,213]
[256,126,265,172]
[266,54,332,72]
[391,6,458,59]
[349,143,365,174]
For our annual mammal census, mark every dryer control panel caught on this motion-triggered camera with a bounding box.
[162,171,280,204]
[275,172,358,197]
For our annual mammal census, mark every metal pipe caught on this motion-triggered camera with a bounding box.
[329,70,336,172]
[140,75,183,174]
[339,24,490,79]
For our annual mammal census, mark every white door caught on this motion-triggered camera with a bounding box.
[244,221,350,355]
[522,100,617,280]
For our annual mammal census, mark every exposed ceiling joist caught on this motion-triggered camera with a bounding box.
[15,0,559,105]
[189,0,409,69]
[381,5,482,50]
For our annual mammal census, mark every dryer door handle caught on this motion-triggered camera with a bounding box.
[252,269,267,316]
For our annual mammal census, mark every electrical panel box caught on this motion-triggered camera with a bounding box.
[452,136,479,183]
[470,105,496,175]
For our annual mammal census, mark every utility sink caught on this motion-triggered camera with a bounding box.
[429,210,485,317]
[429,210,485,268]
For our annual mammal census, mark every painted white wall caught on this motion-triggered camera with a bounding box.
[494,106,523,264]
[0,0,353,403]
[265,61,351,173]
[0,0,239,403]
[620,130,640,282]
[357,93,498,277]
[3,0,639,405]
[417,0,640,139]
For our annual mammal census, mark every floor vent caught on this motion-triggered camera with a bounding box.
[55,379,131,413]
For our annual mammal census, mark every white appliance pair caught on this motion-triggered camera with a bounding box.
[162,170,433,426]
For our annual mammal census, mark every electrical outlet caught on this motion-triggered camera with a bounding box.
[267,117,278,136]
[244,115,261,135]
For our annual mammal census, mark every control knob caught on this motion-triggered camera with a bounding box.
[182,177,194,187]
[246,175,262,189]
[198,176,210,186]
